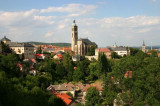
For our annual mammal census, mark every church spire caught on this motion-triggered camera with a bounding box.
[142,40,146,53]
[72,19,77,26]
[143,40,145,46]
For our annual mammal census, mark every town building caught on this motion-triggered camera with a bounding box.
[1,36,35,59]
[47,82,76,97]
[95,48,112,59]
[95,45,129,58]
[142,40,146,53]
[71,20,97,56]
[109,46,129,57]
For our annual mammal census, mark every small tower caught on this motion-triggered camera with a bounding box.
[1,36,11,45]
[71,20,78,52]
[142,40,146,53]
[113,42,117,48]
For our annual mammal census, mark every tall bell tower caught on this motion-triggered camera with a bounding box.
[71,20,78,52]
[142,40,146,53]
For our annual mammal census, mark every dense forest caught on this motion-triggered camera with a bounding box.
[0,43,160,106]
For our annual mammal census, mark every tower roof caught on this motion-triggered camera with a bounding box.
[72,20,77,26]
[143,40,145,46]
[1,36,11,41]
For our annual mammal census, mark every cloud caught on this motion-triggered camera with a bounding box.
[58,24,65,29]
[40,4,97,15]
[45,32,54,37]
[0,3,160,46]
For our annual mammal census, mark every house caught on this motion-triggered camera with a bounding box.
[1,36,35,59]
[95,48,112,59]
[52,91,73,106]
[17,63,23,71]
[47,82,76,97]
[53,51,65,60]
[43,48,55,53]
[158,53,160,57]
[35,54,45,59]
[109,46,129,57]
[75,82,85,91]
[124,71,132,78]
[82,83,103,102]
[1,36,11,45]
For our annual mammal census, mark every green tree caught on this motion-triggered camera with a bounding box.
[85,87,101,106]
[87,45,96,56]
[129,47,141,56]
[62,53,74,81]
[111,52,122,59]
[48,95,66,106]
[36,46,42,54]
[73,58,90,82]
[87,62,99,81]
[1,41,12,54]
[148,50,158,57]
[103,54,160,105]
[98,53,111,79]
[0,54,20,78]
[66,92,73,98]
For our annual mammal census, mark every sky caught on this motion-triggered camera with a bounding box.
[0,0,160,47]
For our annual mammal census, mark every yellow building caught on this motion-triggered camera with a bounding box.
[1,36,35,59]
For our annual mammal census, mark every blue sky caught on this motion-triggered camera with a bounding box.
[0,0,160,46]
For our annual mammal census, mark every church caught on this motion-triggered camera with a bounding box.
[71,20,97,56]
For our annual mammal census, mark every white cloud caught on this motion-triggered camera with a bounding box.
[45,32,54,37]
[40,4,97,16]
[58,24,65,29]
[0,3,160,46]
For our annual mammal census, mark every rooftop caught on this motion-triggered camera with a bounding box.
[78,38,97,45]
[109,47,127,51]
[1,36,11,41]
[9,42,34,47]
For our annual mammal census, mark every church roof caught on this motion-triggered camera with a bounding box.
[78,38,97,45]
[1,36,11,41]
[143,40,145,46]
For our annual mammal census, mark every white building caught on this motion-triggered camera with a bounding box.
[108,46,130,57]
[1,36,35,59]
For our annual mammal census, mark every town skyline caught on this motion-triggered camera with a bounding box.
[0,0,160,47]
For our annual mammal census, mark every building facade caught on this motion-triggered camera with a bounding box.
[71,20,97,56]
[1,36,35,59]
[95,48,112,59]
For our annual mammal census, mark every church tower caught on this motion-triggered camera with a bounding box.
[142,40,146,53]
[71,20,78,53]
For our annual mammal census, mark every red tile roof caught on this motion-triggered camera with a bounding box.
[99,48,110,52]
[124,71,132,78]
[17,63,23,68]
[53,92,72,106]
[31,59,36,63]
[35,54,45,57]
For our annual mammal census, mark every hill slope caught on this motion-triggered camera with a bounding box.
[25,41,71,47]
